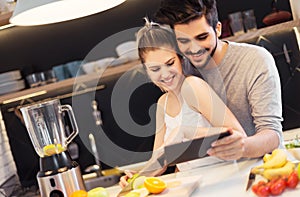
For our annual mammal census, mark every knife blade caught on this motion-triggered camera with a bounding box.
[245,171,256,191]
[117,152,166,197]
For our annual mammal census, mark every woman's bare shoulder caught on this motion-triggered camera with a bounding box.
[157,93,168,105]
[182,76,207,89]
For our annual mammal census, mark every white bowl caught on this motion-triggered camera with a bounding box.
[287,148,300,160]
[115,41,139,61]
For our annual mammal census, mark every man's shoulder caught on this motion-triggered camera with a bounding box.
[228,42,269,53]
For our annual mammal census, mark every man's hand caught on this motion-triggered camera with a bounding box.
[207,129,246,160]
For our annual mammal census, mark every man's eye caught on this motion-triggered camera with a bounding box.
[196,34,208,40]
[151,68,160,72]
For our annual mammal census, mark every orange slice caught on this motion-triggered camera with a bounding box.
[70,190,88,197]
[144,177,166,194]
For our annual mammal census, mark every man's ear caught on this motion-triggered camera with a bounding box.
[215,21,222,38]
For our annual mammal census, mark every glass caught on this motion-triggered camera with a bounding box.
[228,11,245,36]
[26,73,43,88]
[242,9,257,32]
[20,99,79,158]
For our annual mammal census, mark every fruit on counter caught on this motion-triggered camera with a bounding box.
[251,149,295,180]
[124,188,149,197]
[261,161,295,180]
[70,190,88,197]
[132,176,146,190]
[262,153,272,163]
[144,177,166,194]
[43,144,65,156]
[286,171,299,188]
[285,135,300,149]
[127,173,140,189]
[87,187,109,197]
[252,170,299,197]
[298,163,300,179]
[259,149,287,169]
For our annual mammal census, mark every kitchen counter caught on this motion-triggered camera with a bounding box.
[106,157,300,196]
[104,128,300,196]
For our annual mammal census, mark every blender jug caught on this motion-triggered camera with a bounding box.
[21,99,78,158]
[20,99,85,197]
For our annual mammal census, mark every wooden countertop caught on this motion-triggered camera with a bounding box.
[224,19,300,42]
[0,60,141,109]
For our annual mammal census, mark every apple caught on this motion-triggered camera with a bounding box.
[87,187,109,197]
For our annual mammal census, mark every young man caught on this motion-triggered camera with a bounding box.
[154,0,283,160]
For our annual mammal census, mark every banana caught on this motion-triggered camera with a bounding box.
[262,161,295,180]
[263,153,272,162]
[261,149,287,169]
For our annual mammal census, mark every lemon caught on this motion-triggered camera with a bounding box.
[43,144,65,156]
[124,188,149,197]
[87,187,109,197]
[144,177,166,194]
[132,176,146,190]
[127,173,140,189]
[124,191,140,197]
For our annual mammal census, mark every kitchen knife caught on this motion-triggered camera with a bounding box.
[245,170,256,191]
[117,152,166,197]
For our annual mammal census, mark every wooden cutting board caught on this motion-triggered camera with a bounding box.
[149,176,201,197]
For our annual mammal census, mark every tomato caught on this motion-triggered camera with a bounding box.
[252,180,270,197]
[270,178,286,196]
[286,171,299,189]
[256,184,270,197]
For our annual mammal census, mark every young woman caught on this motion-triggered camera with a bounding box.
[119,19,246,188]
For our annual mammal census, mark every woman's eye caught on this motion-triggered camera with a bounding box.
[166,60,175,67]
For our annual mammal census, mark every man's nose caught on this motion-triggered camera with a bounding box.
[189,41,201,53]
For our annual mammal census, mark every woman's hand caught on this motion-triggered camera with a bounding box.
[207,129,246,160]
[119,170,136,188]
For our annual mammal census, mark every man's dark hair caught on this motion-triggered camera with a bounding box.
[154,0,219,29]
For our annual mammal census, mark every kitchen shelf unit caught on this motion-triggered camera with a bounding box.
[0,60,140,111]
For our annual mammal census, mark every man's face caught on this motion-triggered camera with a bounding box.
[174,16,220,69]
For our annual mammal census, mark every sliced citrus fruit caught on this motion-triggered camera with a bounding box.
[43,144,65,156]
[144,177,166,194]
[132,176,146,189]
[70,190,88,197]
[125,188,149,197]
[127,173,140,189]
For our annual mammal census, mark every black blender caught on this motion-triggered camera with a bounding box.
[20,99,85,197]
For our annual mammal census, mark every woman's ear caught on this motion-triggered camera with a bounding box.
[215,21,222,38]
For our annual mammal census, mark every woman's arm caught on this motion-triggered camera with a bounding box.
[181,76,247,160]
[153,94,167,150]
[181,76,246,135]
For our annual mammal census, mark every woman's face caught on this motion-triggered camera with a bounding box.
[144,48,184,92]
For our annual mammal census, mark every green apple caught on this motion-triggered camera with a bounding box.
[87,187,109,197]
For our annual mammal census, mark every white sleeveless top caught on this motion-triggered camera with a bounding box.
[164,94,211,145]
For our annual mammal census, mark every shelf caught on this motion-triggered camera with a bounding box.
[224,19,300,42]
[0,60,141,109]
[0,11,12,27]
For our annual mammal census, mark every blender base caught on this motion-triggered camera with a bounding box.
[38,166,85,197]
